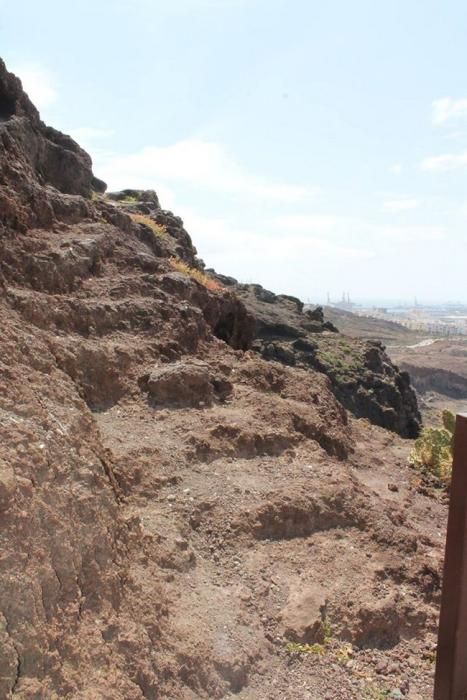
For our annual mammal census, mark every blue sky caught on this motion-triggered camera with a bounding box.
[2,0,467,303]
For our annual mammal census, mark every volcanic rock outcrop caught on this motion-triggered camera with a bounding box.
[0,59,442,700]
[214,278,421,438]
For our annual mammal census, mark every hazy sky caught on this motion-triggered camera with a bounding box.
[2,0,467,303]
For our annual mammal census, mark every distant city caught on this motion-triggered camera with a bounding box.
[321,293,467,336]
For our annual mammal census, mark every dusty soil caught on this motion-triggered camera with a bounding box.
[96,371,446,700]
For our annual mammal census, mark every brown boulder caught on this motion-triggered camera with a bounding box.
[280,584,328,643]
[145,360,233,407]
[0,459,16,511]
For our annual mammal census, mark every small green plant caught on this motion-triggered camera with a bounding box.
[424,649,437,665]
[169,257,224,293]
[363,686,390,700]
[130,213,167,238]
[322,617,333,643]
[121,194,139,203]
[285,641,326,656]
[409,409,455,484]
[285,618,333,658]
[335,643,353,665]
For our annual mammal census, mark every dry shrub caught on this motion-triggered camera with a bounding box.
[169,258,224,293]
[130,213,167,238]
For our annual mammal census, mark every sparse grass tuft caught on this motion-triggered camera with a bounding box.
[315,339,365,376]
[322,617,333,642]
[363,686,390,699]
[169,258,224,293]
[285,642,326,656]
[130,213,167,238]
[286,628,361,674]
[285,619,334,658]
[335,643,353,665]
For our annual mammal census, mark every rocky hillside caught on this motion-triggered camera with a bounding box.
[211,279,421,438]
[319,305,419,344]
[391,340,467,399]
[0,59,443,700]
[389,338,467,425]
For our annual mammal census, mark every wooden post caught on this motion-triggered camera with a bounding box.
[434,413,467,699]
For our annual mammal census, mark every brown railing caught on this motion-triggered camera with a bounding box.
[434,413,467,699]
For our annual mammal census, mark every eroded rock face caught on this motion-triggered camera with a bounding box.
[0,58,438,699]
[224,282,422,438]
[144,360,233,407]
[401,363,467,398]
[280,584,328,643]
[0,459,16,512]
[0,60,257,697]
[0,304,135,698]
[0,58,104,235]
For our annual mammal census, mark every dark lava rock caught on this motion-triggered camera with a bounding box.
[232,283,421,438]
[107,189,161,208]
[0,59,104,234]
[305,305,325,322]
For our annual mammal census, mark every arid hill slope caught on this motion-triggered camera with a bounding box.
[0,59,444,700]
[390,338,467,425]
[320,305,418,344]
[391,339,467,399]
[210,280,421,438]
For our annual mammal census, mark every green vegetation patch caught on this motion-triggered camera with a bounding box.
[285,641,326,656]
[409,409,454,484]
[315,337,366,376]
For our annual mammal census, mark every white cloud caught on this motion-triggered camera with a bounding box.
[95,139,319,202]
[122,0,253,10]
[267,212,443,245]
[182,0,253,6]
[13,64,57,110]
[421,151,467,171]
[267,213,441,245]
[383,198,420,212]
[432,97,467,125]
[68,127,116,166]
[183,210,374,276]
[379,225,445,242]
[389,163,402,174]
[270,214,375,253]
[68,127,115,148]
[273,214,346,233]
